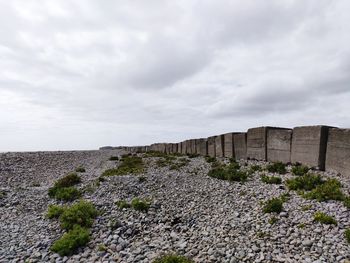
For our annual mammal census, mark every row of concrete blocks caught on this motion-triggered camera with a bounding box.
[124,126,350,177]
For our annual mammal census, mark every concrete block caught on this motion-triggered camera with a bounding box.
[247,127,268,160]
[233,133,247,160]
[291,126,331,170]
[177,143,182,154]
[215,135,225,157]
[326,128,350,177]
[181,141,186,154]
[224,133,234,158]
[191,139,197,154]
[208,136,216,157]
[196,138,208,156]
[172,143,178,153]
[267,128,292,163]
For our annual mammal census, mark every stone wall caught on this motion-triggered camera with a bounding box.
[121,124,350,177]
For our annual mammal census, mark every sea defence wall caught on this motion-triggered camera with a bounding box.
[119,124,350,177]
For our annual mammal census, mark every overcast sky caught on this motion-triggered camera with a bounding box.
[1,0,350,151]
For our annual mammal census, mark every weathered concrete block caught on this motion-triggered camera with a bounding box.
[326,128,350,177]
[177,142,182,154]
[196,138,208,156]
[247,127,268,160]
[233,133,247,160]
[215,135,225,157]
[191,139,197,154]
[181,141,186,154]
[207,136,216,157]
[165,143,172,154]
[172,143,178,154]
[291,126,331,170]
[224,133,234,158]
[267,128,292,163]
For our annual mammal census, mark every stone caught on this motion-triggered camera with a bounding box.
[267,128,292,163]
[326,128,350,177]
[291,126,332,170]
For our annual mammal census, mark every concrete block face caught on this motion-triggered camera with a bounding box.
[247,127,267,160]
[177,143,182,153]
[267,128,292,163]
[191,139,197,154]
[291,126,331,170]
[207,136,216,157]
[224,133,234,158]
[172,143,178,153]
[326,128,350,177]
[215,135,225,157]
[181,141,186,154]
[196,138,208,156]
[233,133,247,160]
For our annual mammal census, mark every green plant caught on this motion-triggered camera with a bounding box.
[304,179,344,201]
[32,182,40,187]
[138,176,147,183]
[298,223,306,229]
[279,192,290,202]
[102,156,144,176]
[301,204,312,211]
[47,204,66,219]
[208,167,227,180]
[75,167,86,173]
[269,216,278,225]
[208,164,247,182]
[256,231,269,238]
[55,173,81,188]
[131,198,150,212]
[313,211,337,225]
[343,196,350,208]
[52,187,82,201]
[267,162,286,174]
[60,200,98,230]
[98,244,107,251]
[292,165,309,176]
[263,198,283,213]
[345,229,350,243]
[51,225,90,256]
[250,164,261,172]
[109,156,119,161]
[286,174,323,191]
[226,169,248,182]
[153,254,194,263]
[205,156,216,163]
[116,200,131,209]
[98,176,106,182]
[261,175,282,184]
[187,153,200,158]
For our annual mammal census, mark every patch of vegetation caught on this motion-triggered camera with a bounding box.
[256,231,269,238]
[205,156,217,163]
[286,174,323,191]
[187,153,200,158]
[280,192,290,202]
[116,200,131,209]
[345,229,350,244]
[266,162,287,174]
[55,173,81,188]
[250,164,262,172]
[313,211,337,225]
[0,190,5,199]
[51,225,90,256]
[102,155,144,176]
[208,163,248,182]
[263,198,283,213]
[98,176,106,182]
[138,176,147,183]
[261,175,282,184]
[31,182,40,187]
[153,254,194,263]
[292,165,309,176]
[268,216,278,225]
[169,158,190,171]
[98,244,107,252]
[109,156,119,161]
[343,196,350,208]
[52,187,82,201]
[301,204,312,211]
[131,198,150,212]
[298,223,306,229]
[46,204,66,219]
[60,200,98,230]
[75,167,86,173]
[304,178,344,201]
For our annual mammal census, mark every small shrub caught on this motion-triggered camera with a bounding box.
[343,196,350,208]
[205,156,216,163]
[153,254,194,263]
[187,153,199,158]
[47,204,66,219]
[0,190,5,199]
[109,156,119,161]
[75,167,86,173]
[60,200,98,230]
[138,176,147,183]
[131,198,150,212]
[51,225,90,256]
[301,204,312,211]
[226,169,248,182]
[304,179,344,201]
[98,244,107,251]
[263,198,283,213]
[116,200,131,209]
[267,162,286,174]
[102,156,144,176]
[32,182,41,187]
[261,175,282,184]
[269,216,278,225]
[228,161,240,170]
[98,176,106,182]
[313,211,337,225]
[250,164,261,172]
[208,167,227,180]
[286,174,323,191]
[345,229,350,244]
[52,187,82,201]
[298,223,306,229]
[55,173,81,188]
[280,192,290,202]
[292,165,309,176]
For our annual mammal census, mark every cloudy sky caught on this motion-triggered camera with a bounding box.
[1,0,350,151]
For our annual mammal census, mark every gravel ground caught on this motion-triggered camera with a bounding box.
[0,150,350,263]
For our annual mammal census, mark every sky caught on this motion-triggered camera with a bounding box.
[1,0,350,151]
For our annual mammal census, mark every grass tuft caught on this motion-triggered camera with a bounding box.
[153,254,194,263]
[292,165,309,176]
[286,174,323,191]
[313,211,337,225]
[102,155,144,176]
[131,198,150,212]
[304,178,343,201]
[266,162,286,174]
[263,198,283,213]
[261,175,282,184]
